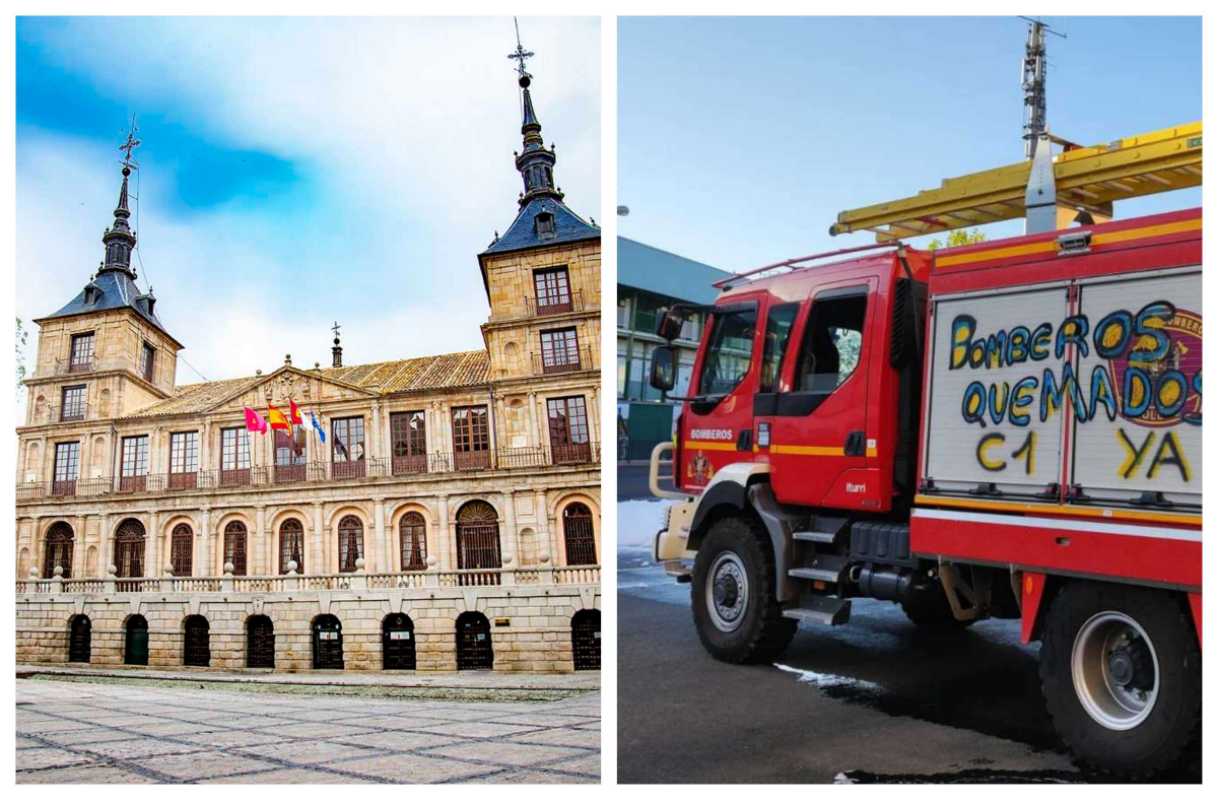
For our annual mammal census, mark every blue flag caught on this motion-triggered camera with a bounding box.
[310,411,326,443]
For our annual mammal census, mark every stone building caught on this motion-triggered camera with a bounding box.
[15,57,601,674]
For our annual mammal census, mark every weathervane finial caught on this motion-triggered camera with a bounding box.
[508,17,534,79]
[119,114,141,171]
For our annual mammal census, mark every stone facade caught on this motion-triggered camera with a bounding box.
[16,65,601,675]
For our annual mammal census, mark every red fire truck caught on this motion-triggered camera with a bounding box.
[647,207,1201,775]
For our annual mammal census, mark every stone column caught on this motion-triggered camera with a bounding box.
[436,495,451,570]
[589,386,600,449]
[500,490,517,567]
[255,505,267,575]
[526,391,539,447]
[369,401,381,462]
[200,420,212,473]
[98,512,112,575]
[535,489,552,564]
[146,510,160,578]
[312,502,325,574]
[373,497,386,573]
[199,508,211,578]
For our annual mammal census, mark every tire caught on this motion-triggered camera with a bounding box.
[690,515,796,664]
[1039,581,1200,777]
[900,580,975,629]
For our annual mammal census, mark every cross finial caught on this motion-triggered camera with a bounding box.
[331,321,341,338]
[119,115,141,170]
[508,17,534,78]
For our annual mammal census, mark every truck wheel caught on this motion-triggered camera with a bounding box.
[900,581,974,629]
[1039,582,1200,777]
[691,515,796,664]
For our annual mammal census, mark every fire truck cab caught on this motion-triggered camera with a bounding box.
[647,208,1201,776]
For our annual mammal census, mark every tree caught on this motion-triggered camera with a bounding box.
[16,316,28,392]
[927,228,987,251]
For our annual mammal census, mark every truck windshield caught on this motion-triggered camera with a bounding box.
[696,303,757,397]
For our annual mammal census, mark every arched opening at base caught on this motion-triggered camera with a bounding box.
[247,615,275,668]
[312,614,344,669]
[572,609,601,670]
[68,614,91,663]
[183,615,210,667]
[456,611,493,670]
[382,613,416,670]
[124,615,149,666]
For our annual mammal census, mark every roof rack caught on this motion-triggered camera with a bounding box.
[712,242,905,290]
[830,121,1201,243]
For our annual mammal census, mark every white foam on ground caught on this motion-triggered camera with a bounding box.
[617,499,667,548]
[774,662,882,692]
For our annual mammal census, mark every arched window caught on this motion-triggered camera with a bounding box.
[279,519,304,574]
[170,524,193,577]
[399,512,427,571]
[563,503,597,566]
[114,519,146,580]
[338,516,364,573]
[42,522,74,579]
[223,521,248,576]
[456,501,501,570]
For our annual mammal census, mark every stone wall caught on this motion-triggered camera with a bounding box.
[16,584,600,674]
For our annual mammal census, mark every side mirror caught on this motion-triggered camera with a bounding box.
[649,345,677,392]
[655,307,686,341]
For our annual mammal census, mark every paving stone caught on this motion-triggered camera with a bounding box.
[17,763,158,784]
[426,740,588,767]
[335,753,498,783]
[15,747,99,771]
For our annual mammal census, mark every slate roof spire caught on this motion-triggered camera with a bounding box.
[509,23,563,208]
[100,124,140,277]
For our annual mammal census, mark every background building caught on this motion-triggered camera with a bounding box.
[16,53,601,674]
[616,236,729,461]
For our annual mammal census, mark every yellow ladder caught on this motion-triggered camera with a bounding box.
[830,122,1201,242]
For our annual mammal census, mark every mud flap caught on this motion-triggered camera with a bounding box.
[1020,571,1048,643]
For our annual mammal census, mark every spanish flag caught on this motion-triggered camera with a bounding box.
[289,398,303,426]
[267,404,292,433]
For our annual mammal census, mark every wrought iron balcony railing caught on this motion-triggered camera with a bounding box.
[16,444,600,503]
[533,343,596,376]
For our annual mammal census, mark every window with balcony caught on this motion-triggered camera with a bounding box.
[69,332,94,373]
[224,521,247,576]
[119,435,149,492]
[533,266,572,315]
[547,396,592,464]
[169,431,199,490]
[563,503,598,566]
[451,405,490,471]
[390,411,427,475]
[274,428,306,483]
[60,385,86,421]
[52,441,81,497]
[338,515,364,573]
[220,427,251,487]
[399,512,428,571]
[331,416,366,479]
[540,327,581,374]
[171,524,193,576]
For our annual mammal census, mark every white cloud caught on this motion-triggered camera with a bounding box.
[17,16,600,385]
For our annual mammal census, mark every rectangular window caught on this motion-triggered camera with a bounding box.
[52,441,80,496]
[140,342,156,382]
[547,395,592,464]
[540,327,581,374]
[760,302,801,393]
[794,292,867,393]
[533,266,572,314]
[696,303,758,399]
[390,410,427,475]
[273,428,306,483]
[60,385,86,421]
[119,435,149,492]
[168,431,199,489]
[451,405,490,470]
[331,416,366,479]
[220,427,251,486]
[69,333,94,372]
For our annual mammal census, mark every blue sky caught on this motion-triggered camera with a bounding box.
[618,16,1201,271]
[16,16,600,384]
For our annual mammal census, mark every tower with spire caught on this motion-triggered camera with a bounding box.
[24,124,183,436]
[478,22,601,384]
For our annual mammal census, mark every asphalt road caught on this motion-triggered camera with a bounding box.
[616,546,1200,784]
[618,463,659,502]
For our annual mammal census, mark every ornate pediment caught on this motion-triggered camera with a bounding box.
[207,366,376,414]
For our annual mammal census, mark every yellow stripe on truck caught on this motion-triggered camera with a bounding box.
[936,218,1201,269]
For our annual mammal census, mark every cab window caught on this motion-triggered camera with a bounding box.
[759,302,800,392]
[795,291,866,393]
[696,303,757,397]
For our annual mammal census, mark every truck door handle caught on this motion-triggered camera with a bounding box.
[737,429,752,452]
[844,430,866,456]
